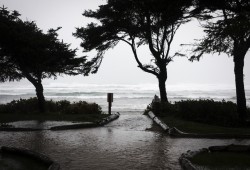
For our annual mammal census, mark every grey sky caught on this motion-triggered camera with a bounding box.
[1,0,250,86]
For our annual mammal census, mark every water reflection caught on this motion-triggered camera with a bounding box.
[0,112,250,170]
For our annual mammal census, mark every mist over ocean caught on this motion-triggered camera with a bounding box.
[0,83,249,112]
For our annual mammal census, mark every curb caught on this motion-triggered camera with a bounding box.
[147,111,169,131]
[0,146,60,170]
[98,112,120,126]
[50,122,98,131]
[147,111,250,139]
[179,144,250,170]
[169,127,250,139]
[50,112,120,130]
[0,113,120,132]
[0,127,44,131]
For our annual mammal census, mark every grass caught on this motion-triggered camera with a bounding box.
[190,152,250,169]
[160,115,250,134]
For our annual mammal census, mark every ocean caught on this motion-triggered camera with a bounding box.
[0,83,249,112]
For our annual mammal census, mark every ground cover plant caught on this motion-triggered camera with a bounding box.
[0,98,105,123]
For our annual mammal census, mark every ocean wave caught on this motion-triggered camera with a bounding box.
[42,83,159,92]
[230,96,237,100]
[47,96,153,99]
[46,92,105,97]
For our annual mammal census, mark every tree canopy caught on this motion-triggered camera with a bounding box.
[0,7,87,112]
[0,7,86,82]
[191,0,250,59]
[74,0,193,102]
[190,0,250,120]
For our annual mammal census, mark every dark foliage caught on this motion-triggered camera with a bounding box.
[74,0,194,102]
[190,0,250,120]
[191,0,250,60]
[0,7,85,82]
[0,98,102,115]
[175,100,240,127]
[0,7,88,112]
[148,99,250,127]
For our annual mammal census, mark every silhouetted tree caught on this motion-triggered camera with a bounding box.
[190,0,250,121]
[0,7,87,112]
[74,0,193,102]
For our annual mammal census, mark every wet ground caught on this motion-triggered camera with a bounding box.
[5,120,91,129]
[1,112,250,170]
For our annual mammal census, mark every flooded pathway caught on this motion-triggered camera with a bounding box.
[1,112,250,170]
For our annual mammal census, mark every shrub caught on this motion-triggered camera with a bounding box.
[145,100,176,116]
[62,101,102,115]
[0,98,102,115]
[175,100,240,127]
[0,98,39,114]
[148,99,250,127]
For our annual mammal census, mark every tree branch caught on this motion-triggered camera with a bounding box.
[145,14,160,60]
[222,8,237,42]
[164,24,177,60]
[118,37,132,46]
[156,27,160,52]
[160,27,167,57]
[130,37,158,76]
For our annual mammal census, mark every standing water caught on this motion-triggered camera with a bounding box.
[1,112,250,169]
[0,83,250,169]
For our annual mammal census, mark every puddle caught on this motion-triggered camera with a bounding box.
[1,112,250,169]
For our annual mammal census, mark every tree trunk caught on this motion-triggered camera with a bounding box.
[234,56,247,121]
[157,65,168,102]
[35,81,46,113]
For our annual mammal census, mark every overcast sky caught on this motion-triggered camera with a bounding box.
[1,0,250,86]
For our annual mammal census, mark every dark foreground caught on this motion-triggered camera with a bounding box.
[1,112,250,170]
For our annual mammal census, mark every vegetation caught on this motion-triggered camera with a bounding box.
[190,152,250,169]
[0,152,49,170]
[0,1,249,130]
[0,7,88,112]
[160,115,250,134]
[0,98,104,123]
[190,0,250,121]
[74,0,194,102]
[147,99,250,128]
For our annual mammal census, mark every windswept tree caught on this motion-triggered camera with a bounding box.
[190,0,250,121]
[74,0,193,102]
[0,7,87,112]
